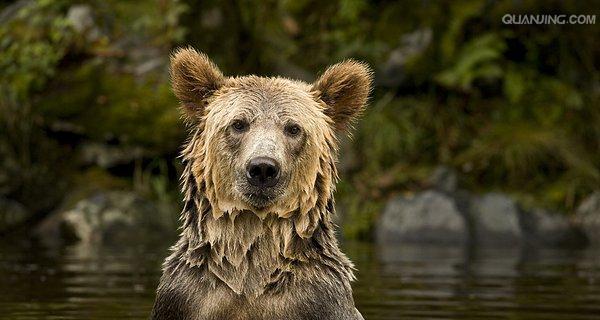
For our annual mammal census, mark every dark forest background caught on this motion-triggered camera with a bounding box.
[1,0,598,240]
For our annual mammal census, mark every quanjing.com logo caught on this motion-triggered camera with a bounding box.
[502,14,596,25]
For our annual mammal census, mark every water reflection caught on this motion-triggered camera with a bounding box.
[348,242,600,319]
[1,240,599,319]
[0,241,164,319]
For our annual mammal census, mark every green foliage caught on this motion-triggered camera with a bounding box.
[38,62,181,151]
[0,0,598,238]
[0,0,184,220]
[0,0,74,98]
[337,0,599,234]
[104,0,188,48]
[0,0,76,215]
[436,33,506,91]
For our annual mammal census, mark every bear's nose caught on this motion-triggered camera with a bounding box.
[246,157,280,188]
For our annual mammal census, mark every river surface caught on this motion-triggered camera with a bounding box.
[1,240,599,319]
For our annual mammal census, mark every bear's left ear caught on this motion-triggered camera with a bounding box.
[170,47,225,121]
[312,60,373,131]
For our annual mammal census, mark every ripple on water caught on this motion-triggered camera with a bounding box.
[1,241,599,319]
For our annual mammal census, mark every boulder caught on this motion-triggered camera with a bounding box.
[0,0,29,24]
[575,192,600,246]
[377,186,592,249]
[66,4,101,41]
[36,191,177,246]
[427,165,458,193]
[525,208,588,247]
[468,193,522,246]
[376,190,467,245]
[377,28,432,87]
[80,143,147,168]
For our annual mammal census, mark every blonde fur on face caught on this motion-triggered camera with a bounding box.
[167,47,372,296]
[190,77,336,221]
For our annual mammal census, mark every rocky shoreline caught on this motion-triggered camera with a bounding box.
[377,168,599,248]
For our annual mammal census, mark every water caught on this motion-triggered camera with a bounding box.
[349,244,600,319]
[1,240,599,319]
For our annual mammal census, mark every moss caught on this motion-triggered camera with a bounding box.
[38,62,183,152]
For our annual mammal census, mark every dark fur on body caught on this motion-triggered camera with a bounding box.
[151,48,371,320]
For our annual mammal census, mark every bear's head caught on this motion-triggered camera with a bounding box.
[171,48,372,229]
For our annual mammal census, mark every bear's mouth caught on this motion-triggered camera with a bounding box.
[243,190,277,209]
[238,173,288,210]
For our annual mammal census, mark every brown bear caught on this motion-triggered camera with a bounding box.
[150,47,372,320]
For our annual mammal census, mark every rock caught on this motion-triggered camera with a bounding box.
[468,193,522,246]
[427,165,458,193]
[377,28,432,87]
[124,45,168,80]
[575,191,600,246]
[80,143,146,168]
[0,0,30,24]
[524,208,588,247]
[67,5,93,33]
[36,191,177,246]
[376,189,590,248]
[134,57,165,77]
[377,190,467,245]
[66,5,101,41]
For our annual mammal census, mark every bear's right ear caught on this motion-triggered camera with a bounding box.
[311,60,373,132]
[170,47,225,121]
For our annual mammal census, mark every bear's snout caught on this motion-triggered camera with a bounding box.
[246,157,280,188]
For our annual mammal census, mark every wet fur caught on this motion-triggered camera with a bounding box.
[151,48,371,320]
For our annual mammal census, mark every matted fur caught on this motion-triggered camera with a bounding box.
[170,47,225,121]
[151,48,372,320]
[312,60,373,131]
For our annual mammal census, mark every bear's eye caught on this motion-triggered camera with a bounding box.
[231,119,249,133]
[284,123,302,137]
